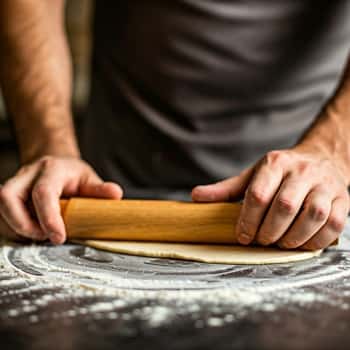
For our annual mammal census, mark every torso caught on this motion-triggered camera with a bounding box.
[82,0,350,199]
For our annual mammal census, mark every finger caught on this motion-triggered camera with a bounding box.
[277,187,332,249]
[0,213,30,242]
[78,173,123,199]
[256,173,311,246]
[0,166,45,240]
[32,169,67,245]
[191,167,254,202]
[236,163,284,245]
[302,196,349,250]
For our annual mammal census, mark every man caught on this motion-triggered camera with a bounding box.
[0,1,349,250]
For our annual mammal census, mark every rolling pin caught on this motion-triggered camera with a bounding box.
[60,198,241,244]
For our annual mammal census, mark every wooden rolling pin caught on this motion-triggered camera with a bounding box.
[60,198,241,244]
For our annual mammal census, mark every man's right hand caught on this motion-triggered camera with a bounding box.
[0,156,123,245]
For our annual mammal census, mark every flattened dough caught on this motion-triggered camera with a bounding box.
[75,240,322,265]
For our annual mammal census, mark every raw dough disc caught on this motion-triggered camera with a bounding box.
[75,240,322,265]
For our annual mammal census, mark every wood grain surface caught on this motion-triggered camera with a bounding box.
[60,198,241,243]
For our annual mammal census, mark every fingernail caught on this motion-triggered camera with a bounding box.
[238,233,251,245]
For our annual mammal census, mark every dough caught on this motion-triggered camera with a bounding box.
[75,240,322,265]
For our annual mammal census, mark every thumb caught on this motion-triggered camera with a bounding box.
[191,167,254,202]
[79,175,123,200]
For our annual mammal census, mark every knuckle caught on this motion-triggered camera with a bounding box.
[308,204,328,222]
[247,188,270,206]
[265,150,286,165]
[296,161,312,175]
[327,215,345,233]
[276,196,297,215]
[32,183,50,199]
[40,155,56,169]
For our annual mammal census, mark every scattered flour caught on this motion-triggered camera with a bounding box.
[147,306,173,327]
[207,317,224,327]
[1,242,350,330]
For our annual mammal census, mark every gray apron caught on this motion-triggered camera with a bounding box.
[81,0,350,199]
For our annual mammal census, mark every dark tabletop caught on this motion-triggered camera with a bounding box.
[1,221,350,350]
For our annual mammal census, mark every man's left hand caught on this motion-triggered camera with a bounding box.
[192,145,350,250]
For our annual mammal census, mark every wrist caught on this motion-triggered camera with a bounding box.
[20,143,81,165]
[13,108,81,164]
[295,108,350,186]
[19,131,81,165]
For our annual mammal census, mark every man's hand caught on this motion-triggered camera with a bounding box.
[0,2,124,245]
[0,156,123,245]
[192,146,350,250]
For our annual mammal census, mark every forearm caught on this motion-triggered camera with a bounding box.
[296,57,350,186]
[0,0,80,164]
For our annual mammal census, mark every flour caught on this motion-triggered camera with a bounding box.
[1,238,350,329]
[207,317,224,327]
[89,302,119,313]
[146,306,174,327]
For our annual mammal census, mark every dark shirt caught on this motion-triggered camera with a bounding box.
[81,0,350,199]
